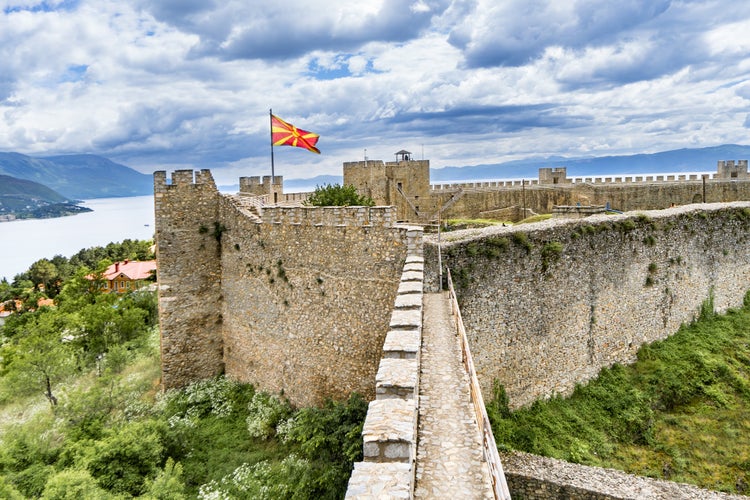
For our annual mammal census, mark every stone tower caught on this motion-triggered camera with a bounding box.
[343,150,432,222]
[716,160,749,179]
[154,170,225,388]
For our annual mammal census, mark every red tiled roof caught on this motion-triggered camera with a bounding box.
[103,260,157,281]
[37,297,55,308]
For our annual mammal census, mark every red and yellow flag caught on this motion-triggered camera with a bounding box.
[271,114,321,154]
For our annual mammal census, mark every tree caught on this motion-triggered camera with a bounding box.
[303,184,374,207]
[27,259,59,296]
[2,311,76,406]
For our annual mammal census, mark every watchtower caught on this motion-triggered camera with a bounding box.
[716,160,749,180]
[539,167,570,185]
[343,150,432,222]
[239,175,284,203]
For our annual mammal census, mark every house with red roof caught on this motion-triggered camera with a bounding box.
[99,260,157,293]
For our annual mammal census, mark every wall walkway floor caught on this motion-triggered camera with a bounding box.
[414,292,494,499]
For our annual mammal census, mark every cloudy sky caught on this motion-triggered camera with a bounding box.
[1,0,750,184]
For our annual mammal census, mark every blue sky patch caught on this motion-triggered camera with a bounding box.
[3,0,78,14]
[59,64,88,83]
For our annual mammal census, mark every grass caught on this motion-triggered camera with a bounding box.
[517,213,552,224]
[443,218,506,231]
[488,292,750,495]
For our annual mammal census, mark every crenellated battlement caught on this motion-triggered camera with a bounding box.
[239,175,283,192]
[257,205,396,227]
[154,169,217,192]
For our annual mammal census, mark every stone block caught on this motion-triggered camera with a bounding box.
[397,280,423,295]
[375,358,418,399]
[394,292,422,310]
[345,462,412,499]
[389,308,422,330]
[382,330,420,359]
[362,399,416,463]
[400,270,423,282]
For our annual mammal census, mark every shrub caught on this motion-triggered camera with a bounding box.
[246,392,293,440]
[142,458,187,500]
[0,476,24,500]
[303,184,374,207]
[541,241,564,272]
[512,232,534,254]
[87,421,165,495]
[41,469,112,500]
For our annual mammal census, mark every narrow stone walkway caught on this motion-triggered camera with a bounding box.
[414,292,495,499]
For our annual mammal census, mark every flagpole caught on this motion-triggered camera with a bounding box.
[269,108,275,179]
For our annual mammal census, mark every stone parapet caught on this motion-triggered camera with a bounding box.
[259,205,396,227]
[502,451,744,499]
[346,252,425,498]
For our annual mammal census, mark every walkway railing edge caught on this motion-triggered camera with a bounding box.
[446,266,512,500]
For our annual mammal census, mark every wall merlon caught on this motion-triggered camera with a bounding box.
[258,205,397,227]
[171,169,195,186]
[375,358,418,400]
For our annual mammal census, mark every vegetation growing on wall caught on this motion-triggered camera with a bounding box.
[488,291,750,495]
[540,241,564,273]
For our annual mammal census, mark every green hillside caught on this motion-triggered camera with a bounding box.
[0,152,153,199]
[0,174,91,220]
[490,293,750,495]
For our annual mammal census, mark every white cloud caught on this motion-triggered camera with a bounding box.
[0,0,750,185]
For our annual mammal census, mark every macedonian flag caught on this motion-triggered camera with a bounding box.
[271,114,321,154]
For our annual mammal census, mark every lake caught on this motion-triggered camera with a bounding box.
[0,196,155,281]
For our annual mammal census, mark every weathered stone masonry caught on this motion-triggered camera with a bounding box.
[424,202,750,409]
[155,169,422,407]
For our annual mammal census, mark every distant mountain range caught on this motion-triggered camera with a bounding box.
[430,144,750,182]
[0,152,152,200]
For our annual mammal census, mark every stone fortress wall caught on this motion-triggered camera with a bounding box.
[341,156,750,223]
[155,159,750,498]
[154,169,423,407]
[432,161,750,222]
[423,202,750,409]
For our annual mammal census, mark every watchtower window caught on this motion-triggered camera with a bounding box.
[731,171,738,178]
[553,178,559,184]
